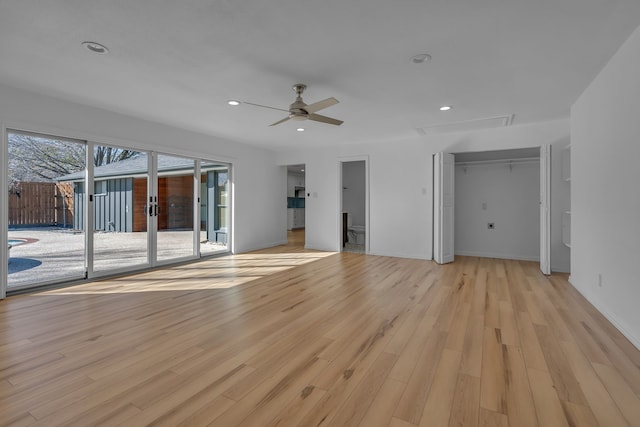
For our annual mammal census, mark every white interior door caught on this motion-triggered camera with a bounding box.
[433,152,455,264]
[540,144,551,275]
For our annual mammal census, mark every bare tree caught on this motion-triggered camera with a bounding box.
[8,133,137,185]
[93,145,137,167]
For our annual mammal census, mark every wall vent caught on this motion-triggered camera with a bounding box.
[416,114,514,135]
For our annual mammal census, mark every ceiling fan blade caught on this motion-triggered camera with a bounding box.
[243,101,289,112]
[270,116,291,126]
[304,97,339,114]
[308,113,343,126]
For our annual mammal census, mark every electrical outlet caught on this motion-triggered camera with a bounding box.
[488,223,495,229]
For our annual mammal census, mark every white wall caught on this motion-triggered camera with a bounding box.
[0,83,286,255]
[454,161,540,261]
[279,142,432,257]
[277,119,570,262]
[342,161,366,227]
[571,23,640,348]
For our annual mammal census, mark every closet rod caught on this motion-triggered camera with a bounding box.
[455,157,539,166]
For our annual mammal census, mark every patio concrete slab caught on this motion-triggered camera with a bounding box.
[8,227,227,289]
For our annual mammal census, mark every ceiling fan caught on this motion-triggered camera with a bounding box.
[244,84,343,127]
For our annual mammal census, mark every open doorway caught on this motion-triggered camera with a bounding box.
[454,148,541,261]
[286,164,305,247]
[341,159,368,254]
[433,146,551,274]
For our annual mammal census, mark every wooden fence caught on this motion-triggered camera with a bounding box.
[8,182,75,227]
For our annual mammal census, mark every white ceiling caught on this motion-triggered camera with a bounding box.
[1,0,639,151]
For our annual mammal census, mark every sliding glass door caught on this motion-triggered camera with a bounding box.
[3,130,232,293]
[91,145,150,274]
[155,154,197,263]
[200,162,230,256]
[6,130,87,290]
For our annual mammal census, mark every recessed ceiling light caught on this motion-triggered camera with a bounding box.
[411,53,431,64]
[439,105,452,111]
[296,128,305,132]
[227,100,240,106]
[81,41,109,54]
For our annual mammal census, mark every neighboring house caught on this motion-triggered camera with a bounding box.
[57,154,228,242]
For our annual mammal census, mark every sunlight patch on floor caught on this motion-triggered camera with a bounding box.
[43,250,337,294]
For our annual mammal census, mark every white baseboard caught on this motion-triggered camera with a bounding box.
[568,277,640,351]
[551,264,570,273]
[454,250,539,262]
[304,242,339,252]
[237,239,288,253]
[367,249,430,260]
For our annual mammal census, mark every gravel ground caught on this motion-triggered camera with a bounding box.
[7,227,227,288]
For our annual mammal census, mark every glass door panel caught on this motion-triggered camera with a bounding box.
[200,162,230,256]
[156,154,196,262]
[92,146,149,274]
[6,131,86,289]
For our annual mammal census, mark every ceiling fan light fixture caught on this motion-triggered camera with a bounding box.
[81,41,109,54]
[411,53,431,64]
[227,100,240,106]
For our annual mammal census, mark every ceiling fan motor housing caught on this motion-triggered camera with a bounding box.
[245,83,342,126]
[290,97,309,120]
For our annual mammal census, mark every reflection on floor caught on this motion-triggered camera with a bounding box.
[288,229,365,253]
[286,229,305,248]
[344,242,365,253]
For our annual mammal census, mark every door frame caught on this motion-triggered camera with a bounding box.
[540,144,551,275]
[338,156,370,254]
[1,125,7,299]
[433,152,455,264]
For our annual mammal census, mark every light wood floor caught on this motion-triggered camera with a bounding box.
[1,230,639,426]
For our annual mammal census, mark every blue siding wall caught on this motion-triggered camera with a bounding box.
[74,178,134,232]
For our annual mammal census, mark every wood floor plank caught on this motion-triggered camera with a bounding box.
[325,351,397,427]
[592,362,640,426]
[502,345,538,427]
[498,300,519,346]
[0,235,638,427]
[480,327,507,414]
[527,368,570,427]
[478,408,508,427]
[515,310,548,372]
[265,385,326,427]
[387,314,439,383]
[448,373,480,427]
[392,331,448,424]
[559,401,599,427]
[533,324,589,405]
[484,275,501,329]
[216,354,330,427]
[357,377,407,427]
[389,417,418,427]
[560,340,630,427]
[174,395,236,427]
[417,348,463,427]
